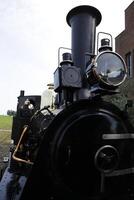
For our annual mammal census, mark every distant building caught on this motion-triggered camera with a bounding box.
[115,1,134,78]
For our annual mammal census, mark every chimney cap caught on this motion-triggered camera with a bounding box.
[66,5,102,27]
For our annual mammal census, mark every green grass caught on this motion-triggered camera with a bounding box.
[0,115,12,173]
[0,115,13,130]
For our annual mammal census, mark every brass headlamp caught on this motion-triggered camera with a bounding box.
[86,51,127,89]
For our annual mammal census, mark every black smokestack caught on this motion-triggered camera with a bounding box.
[66,5,101,73]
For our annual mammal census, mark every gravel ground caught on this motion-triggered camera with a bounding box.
[0,131,11,177]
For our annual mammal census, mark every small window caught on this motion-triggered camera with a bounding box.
[125,52,133,77]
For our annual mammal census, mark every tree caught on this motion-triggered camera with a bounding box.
[7,110,16,116]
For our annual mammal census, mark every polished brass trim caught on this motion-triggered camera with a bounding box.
[12,126,34,165]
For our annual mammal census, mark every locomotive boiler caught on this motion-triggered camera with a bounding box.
[0,5,134,200]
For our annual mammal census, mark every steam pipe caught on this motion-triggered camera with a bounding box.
[66,5,102,74]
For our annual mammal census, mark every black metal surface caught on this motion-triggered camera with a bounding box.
[66,5,101,71]
[19,100,134,200]
[11,94,41,145]
[62,52,72,62]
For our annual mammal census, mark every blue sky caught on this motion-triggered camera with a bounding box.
[0,0,133,114]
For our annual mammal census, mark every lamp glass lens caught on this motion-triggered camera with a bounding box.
[96,52,126,86]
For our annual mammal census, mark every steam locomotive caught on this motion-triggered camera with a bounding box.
[0,5,134,200]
